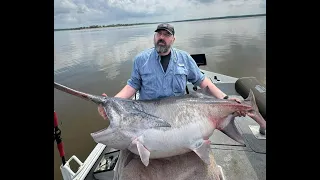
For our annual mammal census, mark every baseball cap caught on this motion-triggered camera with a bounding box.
[155,23,175,35]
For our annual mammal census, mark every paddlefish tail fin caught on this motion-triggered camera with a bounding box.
[244,89,266,135]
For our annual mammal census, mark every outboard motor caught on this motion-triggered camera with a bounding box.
[235,77,266,120]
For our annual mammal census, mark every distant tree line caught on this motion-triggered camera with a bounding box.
[54,13,266,32]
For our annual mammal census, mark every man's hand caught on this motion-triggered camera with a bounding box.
[228,97,246,117]
[98,93,108,120]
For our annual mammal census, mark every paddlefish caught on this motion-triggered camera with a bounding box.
[54,82,266,166]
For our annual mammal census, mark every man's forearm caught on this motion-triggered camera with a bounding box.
[115,85,137,99]
[199,77,227,99]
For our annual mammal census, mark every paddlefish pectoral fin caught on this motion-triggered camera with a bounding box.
[218,114,245,145]
[132,139,150,166]
[190,139,211,165]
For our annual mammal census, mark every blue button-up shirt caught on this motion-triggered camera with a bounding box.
[127,47,205,100]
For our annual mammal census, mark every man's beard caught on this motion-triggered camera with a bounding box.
[154,39,171,54]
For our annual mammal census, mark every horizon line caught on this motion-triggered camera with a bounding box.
[54,13,266,31]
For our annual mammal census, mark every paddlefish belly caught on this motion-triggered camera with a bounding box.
[128,122,208,159]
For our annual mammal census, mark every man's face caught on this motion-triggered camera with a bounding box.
[154,30,175,54]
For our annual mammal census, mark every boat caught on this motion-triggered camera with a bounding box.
[55,54,266,180]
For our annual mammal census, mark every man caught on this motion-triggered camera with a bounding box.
[98,23,244,180]
[98,23,242,109]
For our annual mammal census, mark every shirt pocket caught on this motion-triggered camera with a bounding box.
[173,66,188,94]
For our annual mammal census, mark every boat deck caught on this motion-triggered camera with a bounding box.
[69,70,266,180]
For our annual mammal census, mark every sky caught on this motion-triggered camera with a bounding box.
[54,0,266,29]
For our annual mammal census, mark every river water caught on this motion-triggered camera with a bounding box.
[54,16,266,180]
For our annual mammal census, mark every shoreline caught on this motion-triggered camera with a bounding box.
[54,13,266,32]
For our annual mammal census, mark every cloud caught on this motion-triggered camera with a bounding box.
[54,0,266,29]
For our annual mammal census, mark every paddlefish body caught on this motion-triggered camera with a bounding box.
[54,82,266,166]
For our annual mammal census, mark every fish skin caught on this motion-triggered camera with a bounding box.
[54,82,266,166]
[191,87,266,135]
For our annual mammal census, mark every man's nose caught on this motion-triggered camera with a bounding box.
[158,37,164,42]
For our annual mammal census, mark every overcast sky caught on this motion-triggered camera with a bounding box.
[54,0,266,29]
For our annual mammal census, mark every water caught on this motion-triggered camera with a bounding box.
[54,16,266,180]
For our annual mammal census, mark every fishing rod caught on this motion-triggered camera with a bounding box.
[54,111,66,165]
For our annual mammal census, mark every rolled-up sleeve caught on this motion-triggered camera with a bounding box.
[186,54,205,86]
[127,56,142,90]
